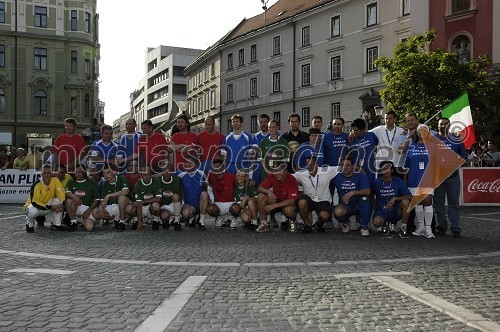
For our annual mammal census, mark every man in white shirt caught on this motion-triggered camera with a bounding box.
[293,154,339,233]
[369,110,405,176]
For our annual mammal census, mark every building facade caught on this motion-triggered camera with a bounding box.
[130,46,203,132]
[411,0,500,69]
[0,0,100,147]
[186,0,410,135]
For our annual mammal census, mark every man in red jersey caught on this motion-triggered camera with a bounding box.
[198,116,224,173]
[206,158,239,229]
[52,118,85,172]
[120,120,168,173]
[170,114,198,171]
[256,161,299,233]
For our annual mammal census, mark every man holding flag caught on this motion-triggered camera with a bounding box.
[434,93,470,237]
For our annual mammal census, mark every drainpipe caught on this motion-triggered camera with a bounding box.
[292,20,296,113]
[14,0,18,145]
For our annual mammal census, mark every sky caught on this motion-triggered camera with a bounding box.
[97,0,279,125]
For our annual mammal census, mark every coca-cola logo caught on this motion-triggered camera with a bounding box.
[467,179,500,193]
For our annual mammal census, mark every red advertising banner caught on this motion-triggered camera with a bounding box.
[461,168,500,205]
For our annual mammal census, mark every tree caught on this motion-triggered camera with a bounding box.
[375,30,500,128]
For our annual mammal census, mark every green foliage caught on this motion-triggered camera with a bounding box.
[375,30,500,127]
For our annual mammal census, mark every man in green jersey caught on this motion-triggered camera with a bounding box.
[65,164,100,231]
[233,169,259,229]
[92,163,130,231]
[259,119,289,182]
[158,169,183,230]
[126,166,161,231]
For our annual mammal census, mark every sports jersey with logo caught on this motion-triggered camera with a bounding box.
[134,178,161,204]
[66,178,99,207]
[101,175,129,205]
[159,174,182,206]
[371,176,411,211]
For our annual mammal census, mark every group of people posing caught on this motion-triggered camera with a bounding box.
[22,111,467,239]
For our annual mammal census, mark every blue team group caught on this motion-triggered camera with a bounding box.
[23,111,467,239]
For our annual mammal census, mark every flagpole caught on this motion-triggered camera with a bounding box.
[423,106,442,125]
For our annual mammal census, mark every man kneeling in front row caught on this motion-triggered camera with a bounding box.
[24,164,66,233]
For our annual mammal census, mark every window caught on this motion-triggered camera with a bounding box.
[228,53,233,70]
[331,56,341,80]
[402,0,410,16]
[301,64,311,86]
[70,97,77,115]
[367,3,378,26]
[85,59,90,74]
[0,2,5,24]
[331,102,340,119]
[250,44,257,63]
[452,0,470,13]
[210,90,216,108]
[35,90,47,115]
[71,10,77,30]
[250,77,257,97]
[84,12,91,33]
[84,94,90,117]
[227,119,232,133]
[238,49,244,66]
[451,35,471,64]
[34,48,47,70]
[331,15,341,37]
[273,36,281,55]
[0,44,4,67]
[71,51,77,73]
[211,62,215,77]
[35,6,47,28]
[0,88,5,113]
[366,46,378,72]
[273,112,281,127]
[302,107,310,127]
[227,84,233,102]
[251,115,257,133]
[302,26,310,47]
[273,72,281,93]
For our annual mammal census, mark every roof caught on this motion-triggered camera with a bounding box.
[224,0,334,42]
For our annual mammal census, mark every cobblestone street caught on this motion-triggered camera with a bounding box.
[0,204,499,331]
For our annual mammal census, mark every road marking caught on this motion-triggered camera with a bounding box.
[372,275,500,332]
[334,271,412,278]
[0,215,24,221]
[474,212,500,216]
[135,276,207,332]
[7,268,75,275]
[462,216,499,222]
[0,249,499,267]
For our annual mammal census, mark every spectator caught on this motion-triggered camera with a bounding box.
[13,148,27,170]
[0,148,11,170]
[26,145,43,170]
[481,141,500,167]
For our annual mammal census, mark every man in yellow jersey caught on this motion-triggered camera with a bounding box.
[24,164,66,233]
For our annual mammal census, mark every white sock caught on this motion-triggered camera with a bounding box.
[70,219,77,224]
[251,219,258,225]
[424,206,434,227]
[415,205,424,224]
[200,214,206,225]
[174,215,180,223]
[173,202,181,216]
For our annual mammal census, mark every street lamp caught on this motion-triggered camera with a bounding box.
[374,105,385,125]
[261,0,269,10]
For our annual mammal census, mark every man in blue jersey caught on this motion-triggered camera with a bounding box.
[87,125,126,173]
[293,128,324,170]
[434,117,467,237]
[323,117,348,167]
[347,118,379,183]
[223,114,254,174]
[331,157,371,236]
[251,114,270,185]
[177,155,210,231]
[371,161,412,239]
[119,118,142,168]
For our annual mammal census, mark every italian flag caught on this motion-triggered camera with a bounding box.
[441,92,476,149]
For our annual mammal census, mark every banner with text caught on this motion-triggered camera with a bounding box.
[0,169,40,204]
[461,167,500,206]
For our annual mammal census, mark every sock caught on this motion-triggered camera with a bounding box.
[174,216,180,223]
[70,219,77,224]
[424,206,434,227]
[401,224,407,231]
[119,219,125,224]
[173,202,181,217]
[251,219,258,226]
[415,205,424,225]
[199,214,206,225]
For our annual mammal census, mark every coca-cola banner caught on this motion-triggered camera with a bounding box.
[461,167,500,205]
